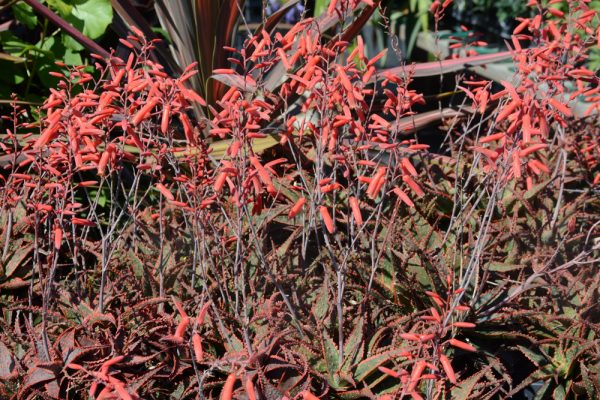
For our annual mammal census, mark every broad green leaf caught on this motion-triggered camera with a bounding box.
[0,31,35,56]
[61,33,84,51]
[0,60,25,91]
[63,48,83,65]
[151,27,171,44]
[12,1,38,29]
[314,0,328,16]
[69,0,113,39]
[46,0,73,18]
[39,36,56,52]
[37,34,81,73]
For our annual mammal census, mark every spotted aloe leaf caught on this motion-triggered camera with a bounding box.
[0,341,16,381]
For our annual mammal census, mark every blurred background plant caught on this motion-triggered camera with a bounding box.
[0,0,113,103]
[451,0,529,37]
[265,0,305,23]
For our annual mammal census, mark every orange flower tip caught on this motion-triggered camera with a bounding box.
[302,391,320,400]
[245,378,257,400]
[319,206,335,234]
[440,354,457,385]
[453,322,477,328]
[449,338,476,352]
[378,366,401,378]
[221,373,237,400]
[288,197,307,218]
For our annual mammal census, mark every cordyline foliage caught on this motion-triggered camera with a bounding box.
[1,1,599,399]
